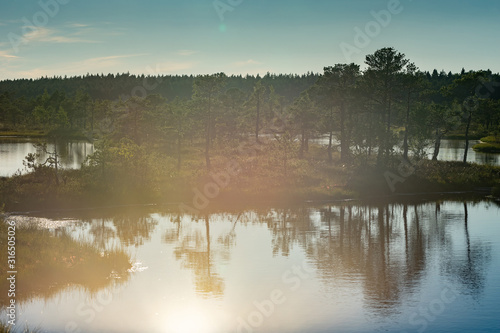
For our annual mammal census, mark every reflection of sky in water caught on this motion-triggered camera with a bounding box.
[1,201,499,333]
[431,140,500,165]
[1,139,498,177]
[311,138,500,166]
[0,139,94,176]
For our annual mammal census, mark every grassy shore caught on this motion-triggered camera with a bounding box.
[442,133,486,140]
[0,130,46,138]
[472,136,500,153]
[1,149,499,212]
[0,129,91,141]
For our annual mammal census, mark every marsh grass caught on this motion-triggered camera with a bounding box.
[0,130,46,138]
[472,142,500,153]
[472,136,500,153]
[479,136,500,144]
[0,137,499,211]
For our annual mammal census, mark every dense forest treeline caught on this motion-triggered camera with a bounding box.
[0,72,321,103]
[1,47,500,210]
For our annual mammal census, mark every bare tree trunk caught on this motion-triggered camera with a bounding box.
[385,99,392,161]
[432,129,441,161]
[255,93,260,143]
[54,139,60,186]
[299,128,305,158]
[205,95,212,170]
[177,133,182,171]
[328,130,333,163]
[403,92,411,161]
[463,113,472,164]
[340,102,348,163]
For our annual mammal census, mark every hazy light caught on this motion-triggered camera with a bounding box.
[166,306,216,333]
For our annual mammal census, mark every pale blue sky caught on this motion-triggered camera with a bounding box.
[0,0,499,79]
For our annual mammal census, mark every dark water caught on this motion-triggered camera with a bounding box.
[0,138,94,177]
[1,199,499,332]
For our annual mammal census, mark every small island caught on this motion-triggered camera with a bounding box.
[473,136,500,153]
[1,47,500,212]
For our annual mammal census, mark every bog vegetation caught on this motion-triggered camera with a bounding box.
[1,47,500,210]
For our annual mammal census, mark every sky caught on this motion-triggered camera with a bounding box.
[0,0,499,79]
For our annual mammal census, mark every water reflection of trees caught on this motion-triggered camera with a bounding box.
[89,218,116,250]
[444,202,492,300]
[0,207,161,308]
[259,201,492,314]
[111,211,158,246]
[163,213,239,298]
[0,222,130,309]
[71,207,159,248]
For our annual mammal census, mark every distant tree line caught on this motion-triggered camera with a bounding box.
[1,47,500,172]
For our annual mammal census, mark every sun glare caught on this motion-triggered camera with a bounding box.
[166,307,216,333]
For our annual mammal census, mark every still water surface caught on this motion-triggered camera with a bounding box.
[431,139,500,165]
[0,139,498,177]
[313,138,500,166]
[0,138,94,177]
[1,200,499,332]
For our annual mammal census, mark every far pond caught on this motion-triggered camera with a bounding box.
[0,137,94,177]
[0,138,499,177]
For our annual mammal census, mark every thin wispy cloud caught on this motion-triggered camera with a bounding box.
[22,27,100,44]
[0,19,22,26]
[89,54,149,62]
[233,59,262,67]
[0,51,18,59]
[66,23,90,28]
[77,54,150,70]
[176,50,198,56]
